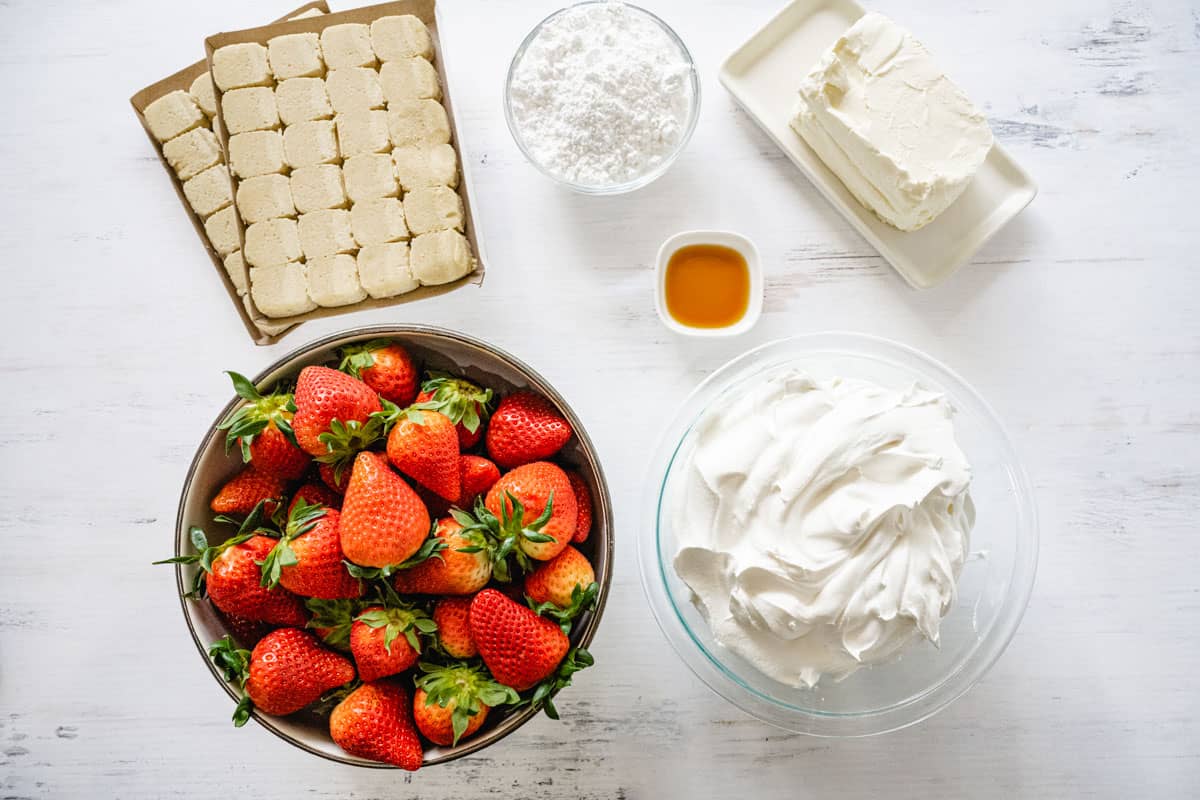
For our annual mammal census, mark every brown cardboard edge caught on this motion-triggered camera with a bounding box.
[203,0,486,338]
[128,1,331,346]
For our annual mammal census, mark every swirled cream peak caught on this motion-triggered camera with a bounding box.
[672,370,974,688]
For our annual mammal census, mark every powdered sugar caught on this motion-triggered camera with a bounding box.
[507,1,695,189]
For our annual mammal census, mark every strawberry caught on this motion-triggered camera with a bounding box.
[218,611,273,649]
[412,662,518,746]
[432,597,477,658]
[207,535,309,626]
[485,391,572,469]
[260,503,363,600]
[393,515,491,596]
[288,481,341,516]
[319,462,349,495]
[413,373,493,449]
[330,681,423,770]
[339,452,431,568]
[469,588,569,691]
[209,628,354,725]
[480,462,577,571]
[566,471,593,543]
[350,603,437,681]
[458,456,500,508]
[291,366,383,468]
[524,545,596,609]
[386,409,460,502]
[305,597,360,651]
[339,339,420,405]
[217,371,310,480]
[210,466,286,516]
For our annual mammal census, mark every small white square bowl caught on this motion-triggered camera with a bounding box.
[655,230,763,337]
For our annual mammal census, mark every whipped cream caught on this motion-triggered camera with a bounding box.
[672,370,974,688]
[791,13,993,231]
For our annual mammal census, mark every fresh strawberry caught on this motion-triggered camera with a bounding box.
[412,662,518,746]
[485,391,572,469]
[469,588,570,691]
[524,545,596,609]
[218,611,273,649]
[386,409,460,502]
[339,452,431,568]
[291,366,383,466]
[432,597,477,658]
[319,462,349,495]
[413,373,493,449]
[350,603,437,681]
[458,456,500,508]
[393,515,491,596]
[305,597,360,651]
[288,481,341,516]
[480,462,577,571]
[207,535,309,626]
[260,503,363,600]
[330,681,424,770]
[217,371,310,480]
[210,466,286,516]
[208,628,354,725]
[339,339,420,405]
[566,471,593,543]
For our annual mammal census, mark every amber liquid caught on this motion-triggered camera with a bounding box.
[663,244,750,329]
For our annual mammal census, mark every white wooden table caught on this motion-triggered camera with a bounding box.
[1,0,1197,796]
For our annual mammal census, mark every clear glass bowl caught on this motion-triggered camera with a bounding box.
[503,1,701,195]
[638,332,1039,736]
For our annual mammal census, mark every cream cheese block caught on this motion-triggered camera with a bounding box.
[791,13,993,232]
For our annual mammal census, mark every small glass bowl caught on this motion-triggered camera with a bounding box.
[639,333,1039,736]
[503,1,701,195]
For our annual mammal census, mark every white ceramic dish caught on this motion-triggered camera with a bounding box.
[718,0,1037,289]
[655,230,762,337]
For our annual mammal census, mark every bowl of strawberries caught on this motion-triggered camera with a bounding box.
[165,325,611,769]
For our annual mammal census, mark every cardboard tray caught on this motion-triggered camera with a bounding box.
[204,0,486,343]
[130,2,331,345]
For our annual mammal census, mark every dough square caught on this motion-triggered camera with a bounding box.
[336,110,391,157]
[379,58,440,103]
[370,15,433,61]
[326,68,385,113]
[343,153,399,203]
[267,32,324,80]
[212,43,272,91]
[143,90,205,142]
[410,230,473,285]
[250,262,316,317]
[222,87,280,134]
[283,120,340,168]
[237,173,296,223]
[357,242,417,298]
[204,205,240,257]
[320,23,377,69]
[227,131,287,179]
[290,164,347,213]
[386,100,450,147]
[245,218,302,267]
[162,127,222,181]
[403,186,463,234]
[306,253,367,307]
[392,144,458,191]
[275,77,333,125]
[223,250,248,295]
[189,72,218,117]
[182,164,234,218]
[297,208,356,260]
[350,197,408,246]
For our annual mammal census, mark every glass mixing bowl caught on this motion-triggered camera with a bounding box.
[503,1,701,194]
[639,332,1038,736]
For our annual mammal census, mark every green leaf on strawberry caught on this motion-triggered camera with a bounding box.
[207,635,254,727]
[305,598,361,651]
[217,371,298,462]
[522,647,594,721]
[256,500,327,589]
[414,661,519,746]
[412,373,494,434]
[154,499,277,598]
[527,581,600,634]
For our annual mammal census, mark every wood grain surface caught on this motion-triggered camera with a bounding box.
[0,0,1196,797]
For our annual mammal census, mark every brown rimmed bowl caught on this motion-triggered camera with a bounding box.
[172,325,614,767]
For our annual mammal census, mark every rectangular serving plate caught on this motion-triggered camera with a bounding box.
[719,0,1037,289]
